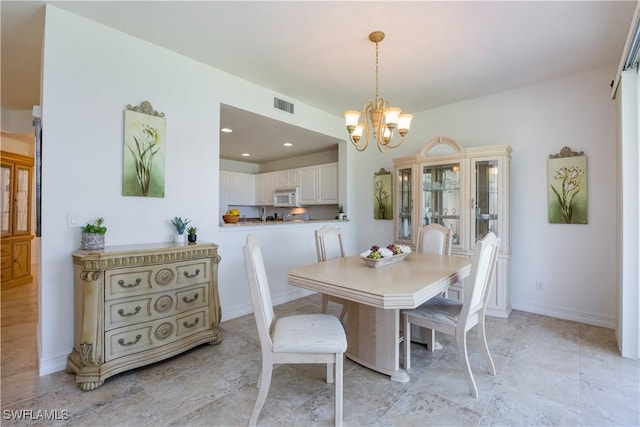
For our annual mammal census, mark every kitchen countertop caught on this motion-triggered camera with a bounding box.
[219,218,349,228]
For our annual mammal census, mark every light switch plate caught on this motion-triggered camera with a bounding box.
[67,213,90,228]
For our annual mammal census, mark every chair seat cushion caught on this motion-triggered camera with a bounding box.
[403,297,463,327]
[273,314,347,353]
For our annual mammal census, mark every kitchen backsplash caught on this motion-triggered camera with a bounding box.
[224,204,340,221]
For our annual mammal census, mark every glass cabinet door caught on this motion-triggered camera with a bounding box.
[14,166,31,235]
[397,167,413,242]
[1,164,11,236]
[474,159,499,242]
[422,163,461,246]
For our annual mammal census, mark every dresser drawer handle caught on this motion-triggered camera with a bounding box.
[117,306,141,317]
[183,318,200,329]
[183,269,200,278]
[118,278,142,288]
[182,293,199,304]
[117,334,142,347]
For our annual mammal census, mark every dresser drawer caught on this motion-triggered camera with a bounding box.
[105,297,153,330]
[105,284,208,331]
[105,259,209,300]
[104,309,210,362]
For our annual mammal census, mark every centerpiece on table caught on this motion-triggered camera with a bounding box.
[360,244,412,268]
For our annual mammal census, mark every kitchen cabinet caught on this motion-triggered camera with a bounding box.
[1,151,34,289]
[393,137,512,318]
[255,172,276,206]
[227,171,255,206]
[300,163,338,205]
[276,169,300,188]
[66,242,223,391]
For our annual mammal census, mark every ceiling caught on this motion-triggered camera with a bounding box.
[1,1,635,162]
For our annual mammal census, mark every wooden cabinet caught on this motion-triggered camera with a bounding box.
[66,242,223,391]
[1,151,34,289]
[300,163,338,205]
[393,137,512,318]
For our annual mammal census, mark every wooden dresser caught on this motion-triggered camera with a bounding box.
[66,242,223,391]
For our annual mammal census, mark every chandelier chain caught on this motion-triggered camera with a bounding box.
[375,41,379,102]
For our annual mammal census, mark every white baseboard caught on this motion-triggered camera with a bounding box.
[39,352,70,376]
[511,299,615,329]
[220,288,315,322]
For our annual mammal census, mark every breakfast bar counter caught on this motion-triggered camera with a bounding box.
[219,218,349,229]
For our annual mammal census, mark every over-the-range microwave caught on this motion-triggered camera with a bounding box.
[273,187,301,207]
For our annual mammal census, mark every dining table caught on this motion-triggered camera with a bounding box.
[288,252,472,382]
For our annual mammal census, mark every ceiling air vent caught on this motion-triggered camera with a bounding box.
[274,97,294,114]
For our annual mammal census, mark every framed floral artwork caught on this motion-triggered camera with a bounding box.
[123,101,166,197]
[374,168,393,219]
[547,147,587,224]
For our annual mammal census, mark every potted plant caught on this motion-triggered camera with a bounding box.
[186,226,198,243]
[338,204,346,220]
[170,216,190,243]
[81,217,107,249]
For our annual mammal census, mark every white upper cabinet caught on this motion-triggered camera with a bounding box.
[255,172,276,206]
[228,171,255,205]
[276,169,300,188]
[318,163,338,203]
[300,163,338,205]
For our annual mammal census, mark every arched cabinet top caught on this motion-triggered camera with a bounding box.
[420,136,463,158]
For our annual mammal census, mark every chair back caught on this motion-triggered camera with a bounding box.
[460,233,500,322]
[416,223,452,255]
[243,234,275,351]
[315,226,345,262]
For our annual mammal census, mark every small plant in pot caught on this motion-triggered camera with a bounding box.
[338,204,346,220]
[186,226,198,243]
[170,216,190,243]
[81,217,107,250]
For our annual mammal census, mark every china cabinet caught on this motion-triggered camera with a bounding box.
[393,137,512,317]
[66,242,223,390]
[1,151,34,289]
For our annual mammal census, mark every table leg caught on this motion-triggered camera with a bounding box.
[344,302,409,383]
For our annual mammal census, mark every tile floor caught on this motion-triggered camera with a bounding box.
[1,280,638,426]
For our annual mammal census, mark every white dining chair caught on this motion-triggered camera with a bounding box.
[243,234,347,426]
[401,232,500,398]
[412,223,453,350]
[315,226,348,322]
[416,223,452,255]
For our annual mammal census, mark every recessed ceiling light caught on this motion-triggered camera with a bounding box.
[241,153,250,157]
[283,142,293,147]
[221,128,233,133]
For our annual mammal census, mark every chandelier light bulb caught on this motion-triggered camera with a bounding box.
[344,110,361,133]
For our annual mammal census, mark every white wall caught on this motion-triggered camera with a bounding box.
[38,6,354,375]
[353,67,618,328]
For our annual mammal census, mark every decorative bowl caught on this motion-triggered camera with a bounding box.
[223,214,240,224]
[360,252,408,268]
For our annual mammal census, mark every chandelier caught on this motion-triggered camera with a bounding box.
[344,31,413,152]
